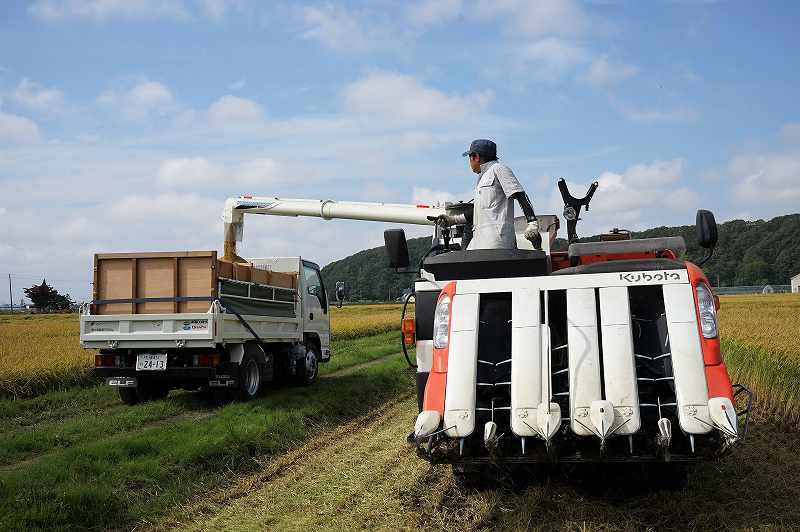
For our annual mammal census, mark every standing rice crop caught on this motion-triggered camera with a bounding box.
[718,294,800,427]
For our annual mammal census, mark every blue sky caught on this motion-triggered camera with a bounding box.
[1,0,799,303]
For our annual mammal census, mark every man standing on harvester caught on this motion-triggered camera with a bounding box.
[445,139,541,250]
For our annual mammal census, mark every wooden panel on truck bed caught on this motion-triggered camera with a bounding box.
[96,258,134,315]
[137,258,175,314]
[94,251,216,315]
[179,256,216,312]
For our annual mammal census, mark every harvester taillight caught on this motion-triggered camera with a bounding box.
[401,318,416,346]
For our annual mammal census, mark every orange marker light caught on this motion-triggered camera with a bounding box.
[402,317,416,346]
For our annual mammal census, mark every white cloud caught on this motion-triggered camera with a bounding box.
[781,123,800,145]
[11,78,64,112]
[518,38,588,81]
[301,3,392,52]
[412,186,470,206]
[157,157,281,187]
[0,207,7,216]
[53,215,111,240]
[98,79,174,120]
[407,0,462,26]
[109,193,219,223]
[582,55,638,86]
[158,157,225,186]
[342,71,492,125]
[207,94,264,124]
[29,0,190,21]
[229,79,246,91]
[476,0,587,37]
[0,111,41,143]
[622,159,684,187]
[729,150,800,205]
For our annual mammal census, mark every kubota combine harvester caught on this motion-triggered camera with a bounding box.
[222,178,752,480]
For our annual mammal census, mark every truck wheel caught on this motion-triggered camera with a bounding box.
[238,352,264,400]
[294,344,319,386]
[118,381,153,405]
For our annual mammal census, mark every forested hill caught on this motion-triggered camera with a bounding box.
[320,214,800,301]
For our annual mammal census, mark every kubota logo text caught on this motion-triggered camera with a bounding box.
[619,271,681,283]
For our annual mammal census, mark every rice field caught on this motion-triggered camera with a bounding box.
[717,294,800,427]
[0,304,406,399]
[1,294,797,422]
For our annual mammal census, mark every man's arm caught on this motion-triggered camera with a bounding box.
[510,191,536,222]
[511,191,542,249]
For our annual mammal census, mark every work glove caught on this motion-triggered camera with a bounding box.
[524,220,542,249]
[523,220,540,240]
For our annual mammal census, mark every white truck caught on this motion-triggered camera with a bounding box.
[81,252,330,404]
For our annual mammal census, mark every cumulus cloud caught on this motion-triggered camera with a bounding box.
[11,78,64,112]
[342,71,492,125]
[729,149,800,205]
[475,0,587,37]
[518,38,588,82]
[207,95,264,125]
[0,111,41,143]
[157,157,281,187]
[582,55,638,86]
[781,123,800,145]
[301,3,390,52]
[29,0,190,21]
[412,186,471,206]
[98,79,174,120]
[407,0,463,26]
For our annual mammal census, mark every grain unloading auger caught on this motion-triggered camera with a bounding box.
[222,185,753,470]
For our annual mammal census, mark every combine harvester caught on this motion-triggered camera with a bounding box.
[222,179,753,481]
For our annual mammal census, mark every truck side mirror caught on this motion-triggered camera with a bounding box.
[696,210,718,249]
[384,229,410,269]
[335,281,345,309]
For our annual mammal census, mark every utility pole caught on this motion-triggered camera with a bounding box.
[8,274,12,314]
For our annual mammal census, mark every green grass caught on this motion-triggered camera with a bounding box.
[0,331,411,531]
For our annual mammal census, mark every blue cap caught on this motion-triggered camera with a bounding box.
[462,139,497,159]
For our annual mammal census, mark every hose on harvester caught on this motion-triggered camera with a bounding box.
[401,292,416,368]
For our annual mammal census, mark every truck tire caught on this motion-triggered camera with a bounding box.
[118,381,153,405]
[294,343,319,386]
[238,352,264,400]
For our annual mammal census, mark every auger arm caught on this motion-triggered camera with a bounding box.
[222,196,447,261]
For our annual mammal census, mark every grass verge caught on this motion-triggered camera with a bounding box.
[0,333,412,531]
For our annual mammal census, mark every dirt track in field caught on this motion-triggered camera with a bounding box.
[159,396,800,532]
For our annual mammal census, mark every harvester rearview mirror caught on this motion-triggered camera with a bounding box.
[696,210,718,249]
[384,229,410,269]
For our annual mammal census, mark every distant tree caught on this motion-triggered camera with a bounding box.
[23,280,75,312]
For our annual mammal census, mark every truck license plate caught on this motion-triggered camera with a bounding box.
[136,353,167,371]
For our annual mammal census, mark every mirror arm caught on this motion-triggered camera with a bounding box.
[696,246,714,267]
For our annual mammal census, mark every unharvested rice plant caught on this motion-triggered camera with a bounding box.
[0,304,407,399]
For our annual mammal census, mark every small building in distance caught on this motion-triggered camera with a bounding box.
[792,273,800,294]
